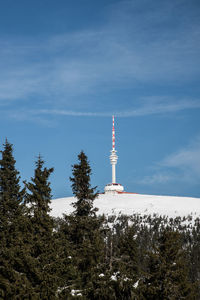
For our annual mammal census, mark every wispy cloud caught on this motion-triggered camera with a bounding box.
[115,99,200,117]
[1,95,199,127]
[138,172,174,185]
[0,0,199,107]
[8,98,200,120]
[138,136,200,186]
[161,137,200,181]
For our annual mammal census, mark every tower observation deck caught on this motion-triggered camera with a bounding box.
[104,116,124,194]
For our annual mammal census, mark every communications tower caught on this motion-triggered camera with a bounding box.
[104,116,124,194]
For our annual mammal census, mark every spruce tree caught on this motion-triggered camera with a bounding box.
[114,225,139,299]
[0,139,32,298]
[0,139,24,223]
[53,217,78,300]
[139,229,197,299]
[24,155,58,298]
[25,155,53,224]
[70,151,98,217]
[65,151,104,297]
[93,222,140,300]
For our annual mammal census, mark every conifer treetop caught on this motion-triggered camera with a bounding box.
[24,154,54,215]
[70,151,98,217]
[0,139,24,221]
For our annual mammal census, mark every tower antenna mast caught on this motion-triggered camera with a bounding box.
[104,116,124,193]
[111,115,118,183]
[112,115,115,151]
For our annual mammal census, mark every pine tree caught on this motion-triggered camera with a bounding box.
[139,229,197,299]
[70,151,98,217]
[24,155,58,298]
[53,217,78,300]
[25,155,53,227]
[94,222,140,300]
[65,151,104,298]
[0,139,24,224]
[113,225,139,299]
[0,139,32,298]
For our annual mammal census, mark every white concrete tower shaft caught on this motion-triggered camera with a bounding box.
[110,116,118,183]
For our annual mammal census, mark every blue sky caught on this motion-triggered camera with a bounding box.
[0,0,200,198]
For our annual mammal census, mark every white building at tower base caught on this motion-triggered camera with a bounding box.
[104,183,124,194]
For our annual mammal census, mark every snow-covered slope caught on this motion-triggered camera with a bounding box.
[50,193,200,218]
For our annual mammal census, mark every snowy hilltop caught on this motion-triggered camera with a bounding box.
[50,192,200,219]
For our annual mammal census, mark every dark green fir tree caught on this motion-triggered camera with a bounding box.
[24,155,58,299]
[94,223,140,300]
[61,151,104,298]
[139,229,197,300]
[70,151,98,217]
[113,225,139,299]
[53,216,79,300]
[0,139,32,299]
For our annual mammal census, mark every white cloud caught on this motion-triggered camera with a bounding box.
[138,173,173,185]
[0,0,199,104]
[115,99,200,117]
[2,97,199,125]
[16,98,200,118]
[161,137,200,180]
[139,136,200,186]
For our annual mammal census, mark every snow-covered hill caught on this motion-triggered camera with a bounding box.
[50,193,200,219]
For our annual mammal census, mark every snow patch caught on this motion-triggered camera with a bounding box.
[50,193,200,219]
[71,289,82,297]
[133,280,139,288]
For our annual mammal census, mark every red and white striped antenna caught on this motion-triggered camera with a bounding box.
[104,116,124,193]
[112,115,115,150]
